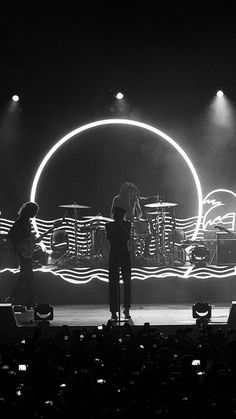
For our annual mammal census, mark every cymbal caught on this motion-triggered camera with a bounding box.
[59,204,91,209]
[146,211,170,215]
[145,202,177,208]
[179,240,203,248]
[83,215,113,222]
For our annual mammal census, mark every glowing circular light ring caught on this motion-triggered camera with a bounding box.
[30,118,203,240]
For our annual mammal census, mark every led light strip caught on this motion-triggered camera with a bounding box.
[29,119,203,241]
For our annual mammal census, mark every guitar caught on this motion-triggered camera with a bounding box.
[18,219,64,258]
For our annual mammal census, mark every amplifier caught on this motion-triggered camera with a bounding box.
[203,241,217,264]
[217,238,236,265]
[203,230,217,240]
[217,232,236,240]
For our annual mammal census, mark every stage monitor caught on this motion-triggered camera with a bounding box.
[217,238,236,265]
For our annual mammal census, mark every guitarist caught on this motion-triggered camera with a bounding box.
[6,201,39,309]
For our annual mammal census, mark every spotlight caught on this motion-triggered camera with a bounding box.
[216,90,224,97]
[12,95,20,102]
[192,302,212,320]
[191,245,209,268]
[115,92,124,100]
[34,303,54,322]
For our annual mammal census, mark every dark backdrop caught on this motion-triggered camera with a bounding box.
[1,3,236,220]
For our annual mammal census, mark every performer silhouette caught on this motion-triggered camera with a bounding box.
[6,201,39,309]
[105,206,131,321]
[110,182,153,261]
[110,182,142,222]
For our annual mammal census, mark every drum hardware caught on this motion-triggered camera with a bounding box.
[145,201,178,266]
[167,226,186,266]
[132,219,151,236]
[80,226,91,233]
[164,206,186,266]
[130,219,151,259]
[83,215,113,222]
[81,214,113,261]
[82,215,111,260]
[79,226,93,258]
[146,211,170,216]
[59,202,92,265]
[81,215,111,260]
[157,207,169,265]
[144,201,178,208]
[59,204,91,209]
[139,195,160,200]
[179,239,204,248]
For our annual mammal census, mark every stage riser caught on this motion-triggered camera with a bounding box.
[1,271,236,305]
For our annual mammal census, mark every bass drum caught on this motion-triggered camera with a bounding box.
[132,219,151,236]
[168,228,186,244]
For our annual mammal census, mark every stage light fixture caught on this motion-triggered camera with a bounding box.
[34,303,54,321]
[115,92,124,100]
[191,245,209,268]
[192,302,212,320]
[12,95,20,102]
[216,90,224,97]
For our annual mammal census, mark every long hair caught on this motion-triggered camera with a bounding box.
[18,201,39,218]
[119,182,139,199]
[112,206,127,220]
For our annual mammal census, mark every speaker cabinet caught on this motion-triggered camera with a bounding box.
[217,238,236,265]
[228,302,236,328]
[204,241,217,264]
[0,303,17,330]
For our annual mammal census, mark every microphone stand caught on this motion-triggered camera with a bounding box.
[169,208,176,266]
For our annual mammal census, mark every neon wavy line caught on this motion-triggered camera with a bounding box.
[1,265,236,282]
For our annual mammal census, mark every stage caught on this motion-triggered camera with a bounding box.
[1,302,229,343]
[1,221,236,339]
[1,267,235,340]
[1,264,236,306]
[15,303,228,327]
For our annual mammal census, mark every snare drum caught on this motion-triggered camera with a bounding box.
[132,219,151,236]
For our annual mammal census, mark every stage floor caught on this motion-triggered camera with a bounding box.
[16,303,230,328]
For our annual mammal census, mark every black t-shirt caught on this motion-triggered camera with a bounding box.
[8,216,32,253]
[105,220,131,253]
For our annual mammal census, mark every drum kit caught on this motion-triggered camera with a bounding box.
[56,198,181,267]
[58,203,113,265]
[142,200,179,265]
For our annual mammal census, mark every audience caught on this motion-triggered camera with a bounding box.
[0,320,235,418]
